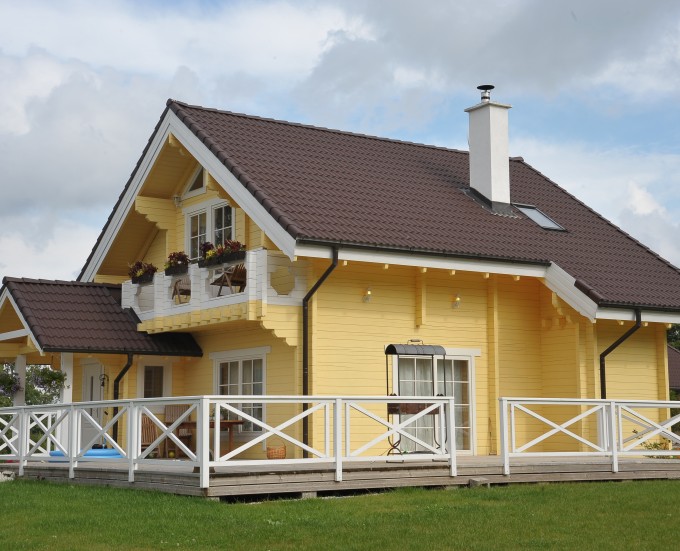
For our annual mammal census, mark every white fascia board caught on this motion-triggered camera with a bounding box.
[81,115,173,281]
[0,290,44,354]
[165,111,297,258]
[596,308,680,324]
[543,262,599,321]
[293,244,547,278]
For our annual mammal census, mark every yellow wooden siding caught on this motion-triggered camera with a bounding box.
[0,301,23,334]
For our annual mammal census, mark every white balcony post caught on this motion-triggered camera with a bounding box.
[608,401,619,473]
[334,398,343,482]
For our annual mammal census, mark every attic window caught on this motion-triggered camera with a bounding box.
[188,168,204,193]
[515,204,565,231]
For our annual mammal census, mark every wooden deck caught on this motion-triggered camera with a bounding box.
[4,456,680,499]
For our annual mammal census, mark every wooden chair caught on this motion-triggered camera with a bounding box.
[171,276,191,303]
[140,415,163,457]
[211,263,247,296]
[164,404,193,457]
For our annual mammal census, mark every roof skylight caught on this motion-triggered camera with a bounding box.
[515,205,565,231]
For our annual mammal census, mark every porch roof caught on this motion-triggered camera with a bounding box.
[0,278,202,357]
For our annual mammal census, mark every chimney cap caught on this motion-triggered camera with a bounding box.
[477,84,495,102]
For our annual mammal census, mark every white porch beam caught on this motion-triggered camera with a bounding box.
[14,354,26,406]
[61,352,74,404]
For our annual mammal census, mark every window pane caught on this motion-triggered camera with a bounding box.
[213,205,232,246]
[454,360,468,382]
[189,212,207,260]
[143,366,164,398]
[188,169,203,192]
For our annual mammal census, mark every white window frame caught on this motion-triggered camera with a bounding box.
[391,347,479,455]
[136,359,173,414]
[183,198,234,259]
[210,346,269,437]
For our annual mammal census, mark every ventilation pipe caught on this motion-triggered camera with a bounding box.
[599,309,642,399]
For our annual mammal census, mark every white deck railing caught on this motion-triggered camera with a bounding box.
[500,397,680,475]
[0,396,457,489]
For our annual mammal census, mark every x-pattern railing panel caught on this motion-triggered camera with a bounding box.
[0,412,20,456]
[618,406,680,452]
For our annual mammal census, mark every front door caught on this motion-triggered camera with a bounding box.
[81,361,103,448]
[396,356,472,452]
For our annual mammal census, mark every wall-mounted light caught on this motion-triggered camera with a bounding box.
[173,195,182,208]
[99,373,109,388]
[363,287,372,303]
[452,293,462,309]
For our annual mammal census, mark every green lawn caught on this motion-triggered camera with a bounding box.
[1,479,679,550]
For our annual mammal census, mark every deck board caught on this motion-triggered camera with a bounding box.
[5,456,680,498]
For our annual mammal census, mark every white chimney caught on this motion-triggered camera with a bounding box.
[465,85,511,205]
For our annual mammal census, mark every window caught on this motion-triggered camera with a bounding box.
[396,355,472,451]
[143,365,164,398]
[187,168,204,193]
[211,347,269,433]
[213,204,233,246]
[515,204,565,231]
[184,200,233,260]
[189,211,207,260]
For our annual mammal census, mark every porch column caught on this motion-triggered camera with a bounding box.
[60,352,74,403]
[14,354,26,406]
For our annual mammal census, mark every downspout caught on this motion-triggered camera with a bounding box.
[112,353,134,443]
[302,247,339,452]
[599,309,642,399]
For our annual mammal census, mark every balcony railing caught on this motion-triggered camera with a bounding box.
[121,248,307,322]
[0,396,458,489]
[500,397,680,475]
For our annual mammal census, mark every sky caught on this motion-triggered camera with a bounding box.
[2,0,680,280]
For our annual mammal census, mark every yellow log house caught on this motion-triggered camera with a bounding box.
[2,89,680,467]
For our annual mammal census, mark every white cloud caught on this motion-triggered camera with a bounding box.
[0,216,101,280]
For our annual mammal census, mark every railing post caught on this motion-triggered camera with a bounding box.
[500,398,510,476]
[128,403,138,483]
[609,400,619,473]
[17,408,27,476]
[334,398,343,482]
[198,397,211,489]
[68,404,78,479]
[447,398,457,477]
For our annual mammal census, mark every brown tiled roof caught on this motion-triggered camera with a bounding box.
[669,345,680,391]
[1,278,202,356]
[82,99,680,311]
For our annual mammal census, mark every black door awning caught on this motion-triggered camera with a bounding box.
[384,344,446,356]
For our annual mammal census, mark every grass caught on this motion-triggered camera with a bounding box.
[1,479,679,550]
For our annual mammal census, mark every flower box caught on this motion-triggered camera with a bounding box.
[164,264,189,276]
[198,250,246,267]
[131,272,154,285]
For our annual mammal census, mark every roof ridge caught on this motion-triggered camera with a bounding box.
[167,99,469,155]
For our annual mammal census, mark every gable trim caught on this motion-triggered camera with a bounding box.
[165,110,297,258]
[0,288,44,355]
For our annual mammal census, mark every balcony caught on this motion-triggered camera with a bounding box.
[121,248,306,328]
